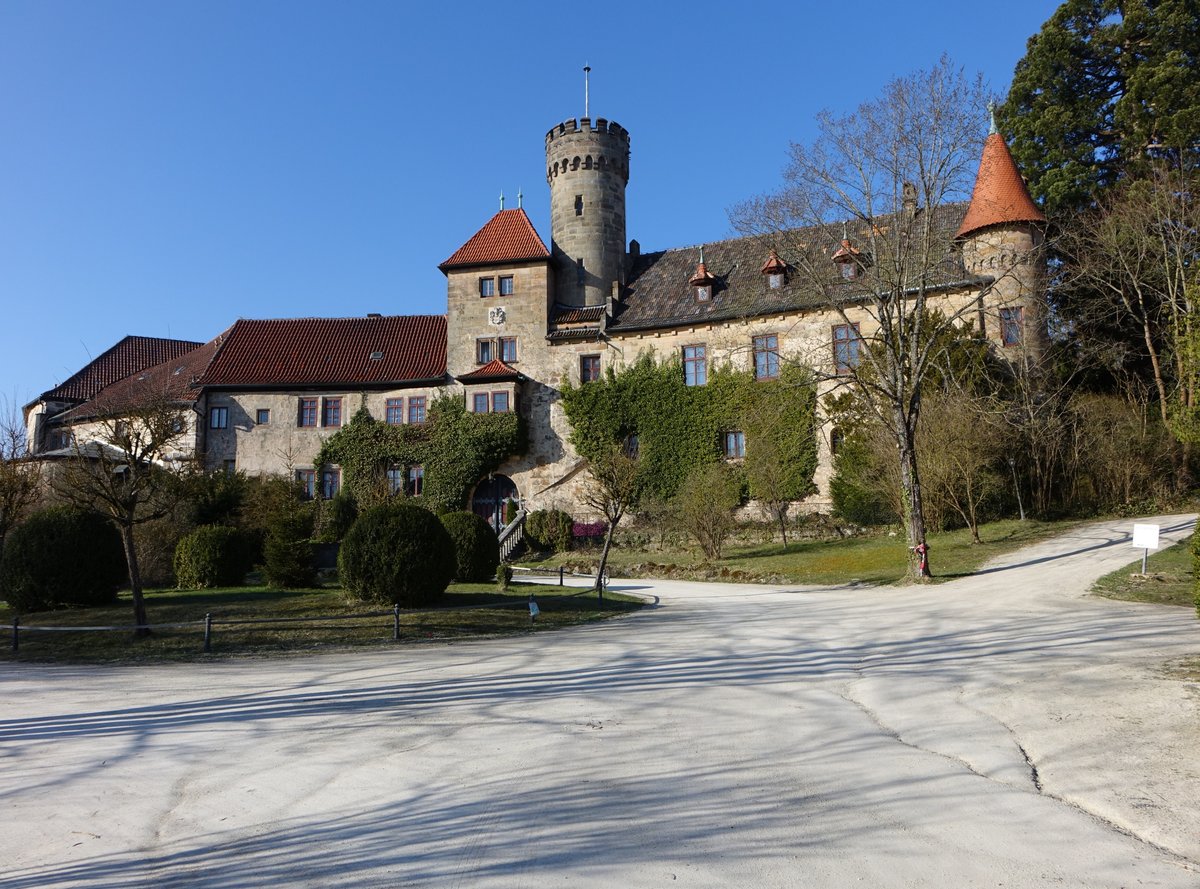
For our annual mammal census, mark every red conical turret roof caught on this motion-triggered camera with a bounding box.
[955,133,1046,239]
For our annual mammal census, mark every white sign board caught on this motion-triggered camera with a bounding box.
[1131,523,1160,550]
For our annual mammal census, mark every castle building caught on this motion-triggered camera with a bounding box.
[24,111,1046,521]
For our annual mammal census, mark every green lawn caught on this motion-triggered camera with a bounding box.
[0,581,643,664]
[526,518,1076,587]
[1090,539,1195,608]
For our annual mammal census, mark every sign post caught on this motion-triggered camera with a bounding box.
[1131,523,1160,575]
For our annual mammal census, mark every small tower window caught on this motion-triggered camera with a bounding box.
[1000,307,1025,347]
[575,195,583,216]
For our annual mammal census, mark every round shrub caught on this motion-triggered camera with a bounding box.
[0,507,126,612]
[439,511,500,582]
[263,508,317,589]
[174,525,255,589]
[526,509,573,553]
[339,502,455,606]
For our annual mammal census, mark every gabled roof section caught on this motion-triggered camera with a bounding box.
[455,359,524,384]
[37,335,204,404]
[61,333,229,422]
[439,209,550,271]
[955,133,1047,239]
[197,315,447,387]
[612,204,987,334]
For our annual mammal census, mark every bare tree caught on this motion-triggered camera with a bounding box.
[732,58,991,579]
[1060,165,1200,457]
[580,444,640,597]
[55,395,195,634]
[0,397,42,556]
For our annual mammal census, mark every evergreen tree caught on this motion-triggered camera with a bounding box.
[1000,0,1200,215]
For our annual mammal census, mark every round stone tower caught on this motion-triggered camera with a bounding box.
[545,117,630,307]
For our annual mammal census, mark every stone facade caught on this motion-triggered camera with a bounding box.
[545,118,630,307]
[29,112,1047,523]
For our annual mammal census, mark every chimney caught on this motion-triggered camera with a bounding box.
[628,238,640,262]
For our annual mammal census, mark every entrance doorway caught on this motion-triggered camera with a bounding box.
[471,474,518,530]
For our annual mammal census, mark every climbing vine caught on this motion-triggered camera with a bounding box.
[560,352,817,503]
[316,396,524,512]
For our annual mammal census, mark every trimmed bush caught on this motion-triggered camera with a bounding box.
[496,563,513,591]
[526,509,573,553]
[318,491,359,543]
[439,511,500,582]
[0,507,126,612]
[339,502,455,606]
[174,525,255,589]
[263,508,317,589]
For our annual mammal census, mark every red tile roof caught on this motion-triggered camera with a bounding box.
[760,250,787,275]
[956,133,1046,239]
[439,209,550,270]
[37,335,204,404]
[62,334,228,421]
[455,359,523,384]
[197,315,447,387]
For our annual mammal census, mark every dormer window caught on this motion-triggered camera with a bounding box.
[761,250,788,289]
[689,248,717,303]
[832,238,864,281]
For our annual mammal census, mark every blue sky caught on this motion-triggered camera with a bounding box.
[0,1,1061,408]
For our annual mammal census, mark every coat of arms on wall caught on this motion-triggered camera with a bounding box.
[488,307,506,326]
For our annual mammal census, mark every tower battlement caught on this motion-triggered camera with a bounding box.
[545,117,630,307]
[545,118,630,185]
[545,117,629,143]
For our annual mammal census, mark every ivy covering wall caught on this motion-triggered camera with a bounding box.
[560,353,818,503]
[316,396,524,511]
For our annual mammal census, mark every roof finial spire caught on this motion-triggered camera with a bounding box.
[584,64,591,118]
[517,188,523,209]
[987,100,998,136]
[499,190,505,211]
[699,245,705,264]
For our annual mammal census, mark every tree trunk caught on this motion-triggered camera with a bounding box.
[896,422,932,580]
[776,504,788,548]
[595,516,620,603]
[120,523,150,636]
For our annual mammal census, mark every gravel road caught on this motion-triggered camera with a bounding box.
[2,515,1198,887]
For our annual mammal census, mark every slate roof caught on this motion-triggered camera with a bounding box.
[36,335,203,404]
[551,304,606,324]
[61,334,228,421]
[440,209,550,270]
[956,133,1046,238]
[611,203,989,333]
[196,315,447,388]
[455,358,524,384]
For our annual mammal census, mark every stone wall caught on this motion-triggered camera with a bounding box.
[203,386,446,477]
[545,118,629,307]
